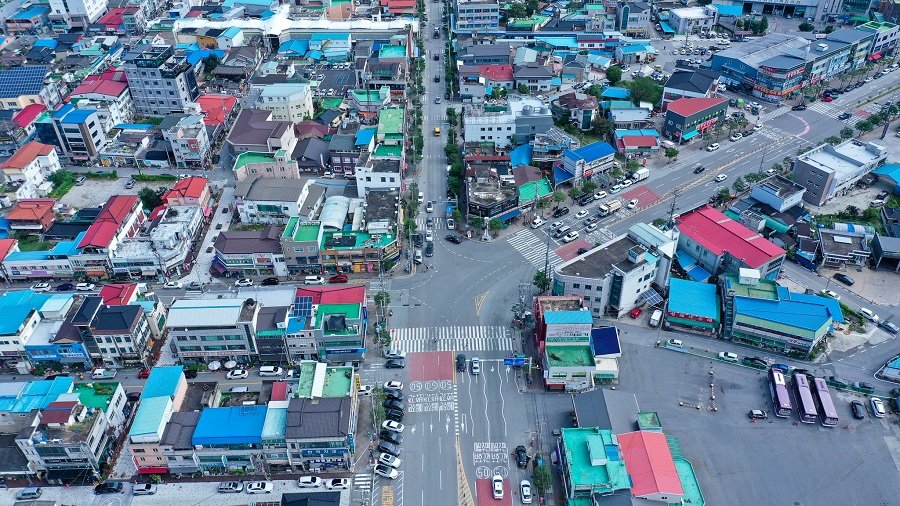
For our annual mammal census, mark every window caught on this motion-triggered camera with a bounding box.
[573,283,580,288]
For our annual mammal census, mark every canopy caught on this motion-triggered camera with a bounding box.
[208,361,221,371]
[681,130,699,140]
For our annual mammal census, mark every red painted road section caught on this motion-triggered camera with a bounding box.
[408,351,454,382]
[855,109,871,119]
[555,239,591,261]
[475,478,512,506]
[621,185,661,207]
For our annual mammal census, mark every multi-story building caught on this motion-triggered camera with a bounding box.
[256,83,314,122]
[36,104,109,162]
[212,225,288,277]
[75,195,147,279]
[514,64,556,93]
[294,285,368,363]
[615,1,652,37]
[48,0,108,30]
[2,236,84,281]
[87,303,152,367]
[661,97,728,142]
[161,114,211,169]
[354,155,402,196]
[0,142,60,200]
[454,0,500,34]
[162,176,210,208]
[668,6,718,35]
[285,396,354,471]
[0,66,59,111]
[128,366,187,475]
[281,218,323,275]
[661,69,720,109]
[560,141,617,181]
[68,78,134,128]
[328,134,364,177]
[166,298,259,364]
[857,21,900,56]
[110,205,203,279]
[0,290,75,363]
[255,305,290,363]
[464,99,554,148]
[234,177,308,225]
[6,199,57,233]
[792,139,887,205]
[749,176,806,213]
[123,45,200,116]
[551,92,600,132]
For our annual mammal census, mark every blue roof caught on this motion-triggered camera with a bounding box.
[5,250,54,262]
[780,288,845,324]
[659,21,676,34]
[0,290,54,335]
[614,128,660,139]
[0,377,73,413]
[535,36,578,49]
[733,294,839,331]
[601,87,630,99]
[668,278,720,320]
[618,45,646,54]
[279,40,309,55]
[564,141,616,163]
[59,107,96,125]
[50,236,81,256]
[544,310,593,325]
[510,144,533,167]
[287,317,306,333]
[712,3,743,16]
[186,49,225,66]
[554,164,575,184]
[221,26,242,39]
[115,123,154,130]
[355,127,376,146]
[306,50,324,60]
[223,0,273,6]
[142,366,184,399]
[311,32,350,41]
[0,65,49,99]
[33,38,58,49]
[193,406,267,446]
[591,326,621,356]
[11,6,49,19]
[129,396,171,437]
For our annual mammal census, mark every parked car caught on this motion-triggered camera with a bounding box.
[853,381,875,393]
[31,283,51,292]
[832,273,855,286]
[383,399,406,411]
[820,289,840,300]
[471,356,481,375]
[748,409,768,420]
[718,352,738,362]
[56,282,74,291]
[138,369,151,379]
[133,483,157,495]
[520,480,533,504]
[706,143,720,151]
[384,380,403,390]
[234,278,253,287]
[126,391,141,402]
[456,354,466,372]
[76,282,96,291]
[827,376,850,388]
[859,308,879,322]
[94,482,124,494]
[385,358,406,369]
[594,190,608,200]
[729,133,743,141]
[297,476,323,488]
[382,420,405,432]
[261,277,279,286]
[324,478,351,490]
[871,397,886,417]
[246,482,273,494]
[357,385,373,396]
[125,179,135,189]
[226,369,249,380]
[879,320,899,334]
[16,488,42,500]
[514,445,529,468]
[383,388,404,401]
[851,400,866,419]
[385,408,405,422]
[329,274,349,283]
[375,464,399,479]
[379,453,402,468]
[377,441,402,457]
[379,429,403,445]
[383,349,407,359]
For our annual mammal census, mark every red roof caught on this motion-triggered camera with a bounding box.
[665,97,728,118]
[165,176,208,200]
[618,431,684,498]
[97,7,127,26]
[99,283,137,305]
[13,104,46,128]
[620,135,659,148]
[478,64,514,82]
[295,286,366,305]
[41,401,78,425]
[0,142,55,170]
[270,382,288,401]
[0,239,18,260]
[196,94,238,126]
[77,195,139,249]
[71,79,128,98]
[6,199,55,221]
[677,205,785,268]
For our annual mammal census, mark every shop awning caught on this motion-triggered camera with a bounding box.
[868,52,882,61]
[659,21,675,34]
[687,264,712,282]
[498,209,522,222]
[681,130,699,140]
[45,468,96,484]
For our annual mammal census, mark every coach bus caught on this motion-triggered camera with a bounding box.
[812,377,839,427]
[794,373,818,424]
[768,367,792,418]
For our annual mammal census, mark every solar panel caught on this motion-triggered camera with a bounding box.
[293,296,313,318]
[0,65,49,99]
[640,288,664,307]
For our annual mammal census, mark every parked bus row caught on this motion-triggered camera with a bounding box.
[767,367,838,427]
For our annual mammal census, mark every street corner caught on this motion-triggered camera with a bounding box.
[554,239,590,261]
[621,185,661,208]
[474,477,512,506]
[408,350,455,381]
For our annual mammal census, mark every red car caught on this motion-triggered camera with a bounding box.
[630,308,643,319]
[329,274,349,283]
[137,369,151,379]
[821,96,834,102]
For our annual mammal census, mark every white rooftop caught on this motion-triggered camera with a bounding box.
[800,139,886,179]
[166,298,245,328]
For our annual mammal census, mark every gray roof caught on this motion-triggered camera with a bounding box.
[571,388,639,434]
[286,397,351,440]
[215,225,283,254]
[292,137,330,168]
[716,33,809,68]
[825,28,872,44]
[300,184,327,216]
[459,43,512,58]
[256,306,288,331]
[72,296,102,326]
[160,411,201,450]
[514,64,553,79]
[328,134,357,152]
[281,492,342,506]
[663,68,719,93]
[234,177,306,203]
[227,108,291,148]
[0,433,29,473]
[91,304,141,332]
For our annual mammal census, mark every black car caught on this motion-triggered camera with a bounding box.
[853,381,875,393]
[261,277,279,286]
[383,388,404,400]
[385,359,406,369]
[791,104,807,111]
[514,445,529,468]
[584,216,599,226]
[456,354,466,372]
[94,482,124,495]
[383,399,407,411]
[851,400,866,419]
[126,391,141,402]
[832,273,855,286]
[425,242,434,257]
[433,76,440,83]
[693,165,705,174]
[377,441,402,456]
[186,281,203,290]
[385,408,405,422]
[445,234,463,244]
[741,356,769,369]
[827,376,850,388]
[184,368,198,379]
[576,194,594,206]
[426,216,434,227]
[433,54,439,60]
[380,429,404,445]
[413,233,425,248]
[577,247,589,254]
[877,190,890,200]
[552,207,570,218]
[56,283,74,291]
[837,112,853,120]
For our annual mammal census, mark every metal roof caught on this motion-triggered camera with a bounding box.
[543,310,593,325]
[142,366,184,399]
[129,396,172,438]
[166,299,244,328]
[193,406,267,446]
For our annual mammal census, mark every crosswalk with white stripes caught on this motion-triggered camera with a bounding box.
[354,473,372,491]
[506,229,564,269]
[415,216,449,230]
[390,325,515,352]
[585,226,616,246]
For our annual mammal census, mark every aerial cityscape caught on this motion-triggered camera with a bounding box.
[0,0,899,504]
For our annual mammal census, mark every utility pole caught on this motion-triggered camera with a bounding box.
[666,188,680,230]
[758,143,769,173]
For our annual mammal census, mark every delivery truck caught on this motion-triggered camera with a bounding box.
[598,199,622,217]
[649,309,662,327]
[633,168,649,182]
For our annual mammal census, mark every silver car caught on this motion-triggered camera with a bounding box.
[218,481,243,493]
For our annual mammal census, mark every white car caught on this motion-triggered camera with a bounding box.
[609,184,623,193]
[549,221,563,230]
[729,133,743,141]
[382,420,405,432]
[379,453,402,468]
[384,380,404,390]
[574,210,588,219]
[585,223,598,232]
[627,199,638,209]
[76,282,96,291]
[375,464,399,479]
[718,351,739,362]
[383,349,406,359]
[520,480,533,504]
[594,191,608,200]
[621,179,633,186]
[357,385,374,396]
[859,308,880,322]
[446,217,455,229]
[425,201,434,213]
[562,231,579,243]
[492,475,504,499]
[164,281,182,289]
[754,123,763,131]
[324,478,351,490]
[714,174,728,182]
[707,143,720,151]
[820,289,840,301]
[530,217,546,229]
[245,481,273,494]
[871,397,885,418]
[297,476,323,488]
[133,483,157,495]
[31,283,51,292]
[226,369,249,380]
[425,230,434,242]
[765,168,776,176]
[234,278,253,287]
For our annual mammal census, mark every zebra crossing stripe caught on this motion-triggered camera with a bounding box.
[390,325,515,352]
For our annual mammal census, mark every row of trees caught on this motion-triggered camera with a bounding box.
[734,16,769,35]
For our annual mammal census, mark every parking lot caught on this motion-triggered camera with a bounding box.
[58,177,159,208]
[615,329,900,505]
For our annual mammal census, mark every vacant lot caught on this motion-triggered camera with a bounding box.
[58,177,163,209]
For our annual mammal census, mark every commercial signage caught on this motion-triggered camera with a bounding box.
[326,348,366,355]
[545,323,591,338]
[666,311,714,323]
[503,357,526,367]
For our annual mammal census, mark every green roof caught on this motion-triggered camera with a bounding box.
[351,89,384,102]
[860,21,899,29]
[321,230,396,249]
[561,427,631,495]
[378,107,404,135]
[233,151,275,173]
[283,217,320,242]
[293,361,353,398]
[546,345,594,367]
[318,303,361,319]
[378,45,406,59]
[74,382,119,412]
[508,14,549,27]
[320,97,344,110]
[673,459,705,506]
[373,144,402,157]
[723,273,778,300]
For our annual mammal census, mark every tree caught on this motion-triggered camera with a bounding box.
[469,216,484,228]
[374,291,391,308]
[582,181,598,194]
[586,84,604,98]
[532,270,551,293]
[591,116,614,137]
[664,147,679,163]
[732,178,747,193]
[627,77,662,105]
[652,218,667,228]
[770,163,783,174]
[798,22,814,32]
[138,187,165,211]
[552,191,566,205]
[863,206,880,222]
[532,463,552,494]
[488,218,503,236]
[844,205,860,217]
[759,16,769,34]
[824,25,834,34]
[606,66,622,85]
[517,83,530,95]
[525,0,539,15]
[717,187,732,203]
[856,120,874,134]
[824,135,841,145]
[626,159,640,172]
[506,2,526,18]
[840,127,855,139]
[202,55,220,72]
[567,187,582,202]
[451,209,462,229]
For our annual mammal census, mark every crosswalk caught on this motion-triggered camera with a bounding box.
[354,473,372,491]
[585,226,616,245]
[507,229,564,270]
[389,325,515,352]
[415,217,450,230]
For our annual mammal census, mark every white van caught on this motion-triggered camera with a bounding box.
[649,309,662,327]
[304,275,325,285]
[258,366,283,377]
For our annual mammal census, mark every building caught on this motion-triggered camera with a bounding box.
[616,1,652,37]
[234,177,309,224]
[2,235,84,281]
[871,233,900,271]
[721,271,843,357]
[857,21,900,56]
[664,278,719,336]
[110,204,203,278]
[560,142,617,181]
[551,92,600,132]
[560,427,632,501]
[668,6,718,35]
[281,218,322,274]
[514,64,556,93]
[0,66,58,112]
[161,114,211,169]
[166,298,258,364]
[37,104,109,162]
[0,377,74,433]
[328,134,364,177]
[6,199,56,233]
[128,366,188,474]
[212,225,287,277]
[293,285,368,363]
[76,195,147,278]
[661,69,720,108]
[464,99,554,149]
[0,290,75,363]
[286,397,353,471]
[256,83,314,122]
[226,108,296,158]
[750,175,806,213]
[817,228,871,267]
[48,0,107,30]
[0,142,59,201]
[540,310,594,391]
[87,303,151,367]
[792,139,887,206]
[190,405,268,473]
[617,431,685,502]
[661,97,728,142]
[676,205,786,281]
[5,5,50,33]
[163,176,210,208]
[454,0,500,34]
[355,156,402,196]
[123,45,200,116]
[68,78,134,128]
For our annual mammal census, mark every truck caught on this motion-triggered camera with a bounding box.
[633,168,649,182]
[91,368,118,380]
[598,199,622,216]
[649,309,662,327]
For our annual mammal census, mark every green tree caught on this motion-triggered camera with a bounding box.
[586,84,604,98]
[374,291,391,308]
[798,22,814,32]
[759,16,769,33]
[532,270,550,294]
[652,218,667,228]
[506,2,526,18]
[856,120,874,134]
[840,127,855,139]
[138,187,165,211]
[824,25,834,34]
[552,191,566,205]
[606,66,622,85]
[664,147,679,163]
[532,463,552,494]
[469,216,484,228]
[202,54,220,72]
[717,187,732,203]
[732,178,747,193]
[488,218,503,236]
[582,181,598,194]
[403,218,416,237]
[517,83,530,95]
[824,135,841,145]
[451,209,462,229]
[591,116,614,137]
[626,77,662,105]
[567,187,582,202]
[769,163,783,174]
[626,159,640,172]
[845,205,860,217]
[525,0,539,14]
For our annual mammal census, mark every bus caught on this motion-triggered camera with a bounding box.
[812,377,839,427]
[794,373,818,424]
[768,367,792,418]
